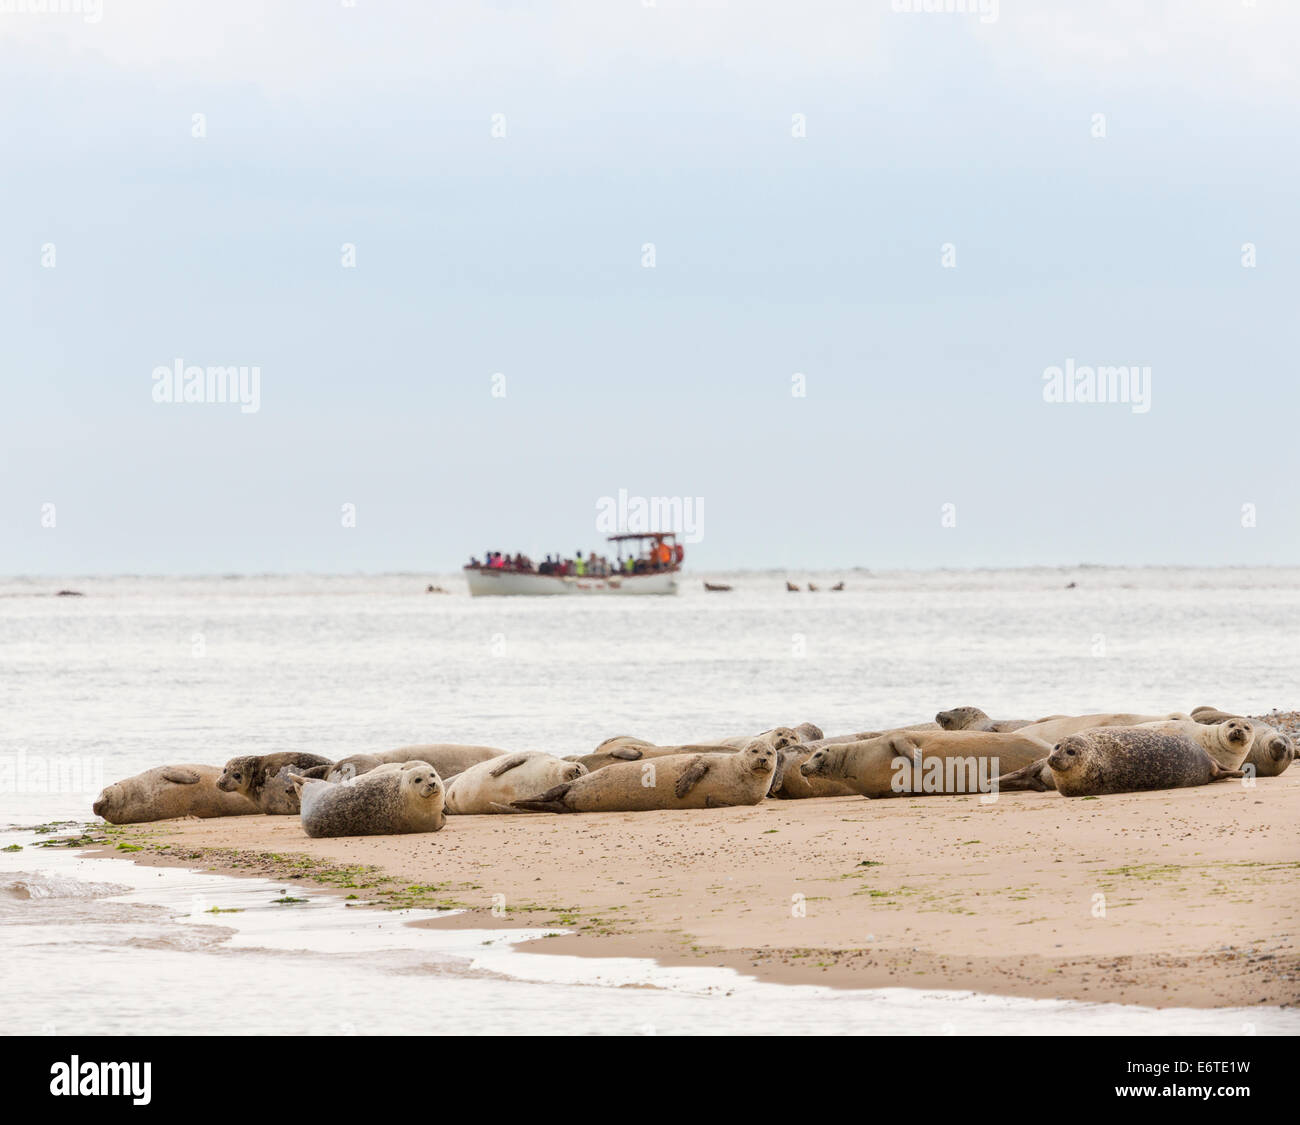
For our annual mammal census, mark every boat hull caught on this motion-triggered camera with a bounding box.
[464,567,678,597]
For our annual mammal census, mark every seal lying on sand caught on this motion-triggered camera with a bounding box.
[569,742,748,773]
[800,730,1051,798]
[513,741,778,813]
[94,765,261,824]
[1014,711,1191,745]
[217,752,334,814]
[1244,724,1296,777]
[714,727,805,751]
[293,761,446,837]
[1135,718,1254,770]
[1047,728,1243,797]
[770,745,857,799]
[445,752,587,814]
[934,706,1037,733]
[994,717,1261,793]
[325,744,504,782]
[1190,707,1295,777]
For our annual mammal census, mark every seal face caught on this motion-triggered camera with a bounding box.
[1245,725,1295,777]
[1046,728,1242,797]
[297,761,446,837]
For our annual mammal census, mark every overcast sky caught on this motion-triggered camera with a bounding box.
[3,0,1297,574]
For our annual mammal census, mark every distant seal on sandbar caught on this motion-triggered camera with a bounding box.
[216,752,334,814]
[1014,711,1191,745]
[445,752,587,814]
[1046,728,1243,797]
[512,741,778,813]
[934,707,1033,733]
[94,765,261,824]
[800,729,1051,799]
[1135,718,1254,770]
[326,744,504,783]
[293,760,446,837]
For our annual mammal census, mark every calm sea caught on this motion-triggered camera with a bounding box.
[2,568,1297,1034]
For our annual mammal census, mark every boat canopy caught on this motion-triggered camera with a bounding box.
[605,531,678,543]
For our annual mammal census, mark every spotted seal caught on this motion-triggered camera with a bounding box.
[293,761,446,836]
[1046,728,1243,797]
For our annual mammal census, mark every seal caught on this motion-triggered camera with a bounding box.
[1047,728,1242,797]
[512,741,778,813]
[293,760,446,837]
[1135,718,1254,770]
[445,752,588,814]
[799,729,1051,798]
[326,744,504,782]
[93,765,261,824]
[714,727,803,751]
[216,752,334,814]
[569,742,748,773]
[792,722,824,742]
[1189,707,1295,777]
[934,707,1033,733]
[770,745,857,799]
[1245,723,1296,777]
[1014,711,1191,745]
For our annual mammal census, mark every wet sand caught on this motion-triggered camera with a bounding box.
[84,769,1300,1010]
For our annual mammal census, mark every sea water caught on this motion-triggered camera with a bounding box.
[2,568,1297,1034]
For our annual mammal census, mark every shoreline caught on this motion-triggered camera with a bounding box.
[61,772,1300,1010]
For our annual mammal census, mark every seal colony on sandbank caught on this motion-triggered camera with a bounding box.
[89,703,1294,829]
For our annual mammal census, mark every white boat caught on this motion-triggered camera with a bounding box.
[464,533,682,597]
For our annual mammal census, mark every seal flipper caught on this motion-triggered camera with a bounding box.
[769,749,794,796]
[161,767,201,785]
[674,756,711,799]
[995,759,1053,793]
[1208,762,1245,782]
[511,782,574,813]
[610,747,644,761]
[488,753,530,778]
[297,763,332,780]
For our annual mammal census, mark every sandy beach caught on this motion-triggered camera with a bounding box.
[82,768,1300,1011]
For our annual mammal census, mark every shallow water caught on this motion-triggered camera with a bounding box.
[4,833,1294,1036]
[2,569,1297,1033]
